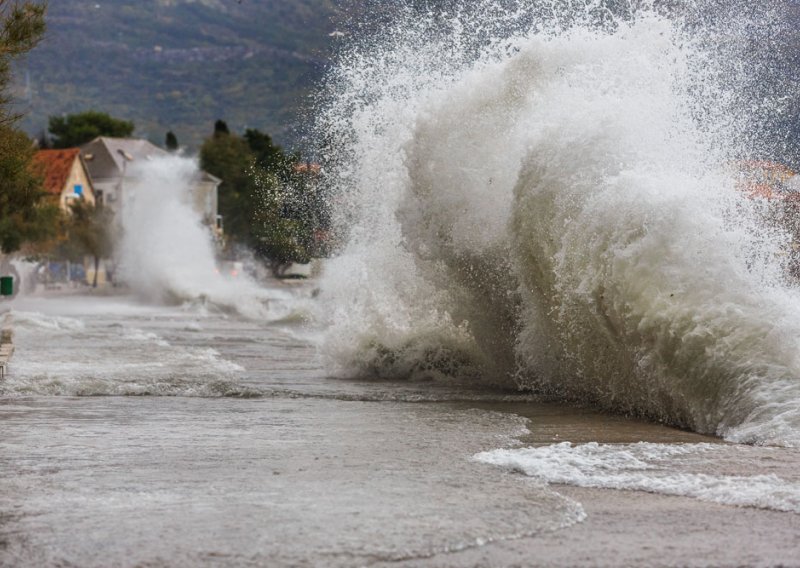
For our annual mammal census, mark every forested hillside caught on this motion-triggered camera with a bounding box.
[14,0,353,149]
[13,0,800,160]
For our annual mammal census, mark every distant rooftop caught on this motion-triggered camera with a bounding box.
[80,137,169,180]
[80,137,220,184]
[32,148,82,196]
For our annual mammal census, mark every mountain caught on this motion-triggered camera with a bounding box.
[15,1,800,160]
[14,0,355,151]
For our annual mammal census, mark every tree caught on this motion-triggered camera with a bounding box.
[213,119,230,137]
[200,121,328,269]
[251,169,314,266]
[0,1,56,254]
[48,111,134,148]
[165,130,178,151]
[0,1,45,121]
[245,128,289,174]
[62,199,114,287]
[200,125,258,246]
[0,127,57,253]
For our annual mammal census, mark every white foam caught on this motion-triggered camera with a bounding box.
[2,305,247,397]
[4,310,86,332]
[122,328,170,347]
[475,442,800,513]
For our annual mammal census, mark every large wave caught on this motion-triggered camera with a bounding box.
[316,1,800,445]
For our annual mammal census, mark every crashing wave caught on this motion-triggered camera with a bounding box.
[316,1,800,445]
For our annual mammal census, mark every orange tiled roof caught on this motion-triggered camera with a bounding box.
[293,162,321,175]
[32,148,81,196]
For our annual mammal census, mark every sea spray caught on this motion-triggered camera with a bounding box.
[117,156,284,319]
[316,1,800,444]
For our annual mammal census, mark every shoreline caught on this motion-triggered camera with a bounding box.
[463,400,721,446]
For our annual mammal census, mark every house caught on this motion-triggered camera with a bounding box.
[31,149,108,286]
[32,148,96,211]
[79,137,221,231]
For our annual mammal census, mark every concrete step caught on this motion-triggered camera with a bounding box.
[0,326,13,380]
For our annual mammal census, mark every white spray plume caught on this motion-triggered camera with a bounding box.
[316,2,800,445]
[117,156,280,318]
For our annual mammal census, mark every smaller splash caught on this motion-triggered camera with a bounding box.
[117,156,284,319]
[475,442,800,513]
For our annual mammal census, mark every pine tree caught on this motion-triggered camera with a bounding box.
[213,119,230,137]
[0,2,57,254]
[165,130,178,151]
[48,111,135,148]
[200,121,325,268]
[200,126,255,245]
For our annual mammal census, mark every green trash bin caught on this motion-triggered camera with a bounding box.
[0,276,13,296]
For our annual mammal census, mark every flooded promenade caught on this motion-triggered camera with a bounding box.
[1,291,799,566]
